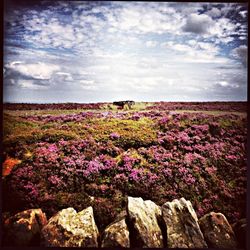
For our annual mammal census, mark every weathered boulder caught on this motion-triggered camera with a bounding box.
[41,207,99,247]
[4,208,47,246]
[162,197,207,248]
[127,196,163,247]
[101,211,130,248]
[233,218,247,249]
[199,212,238,248]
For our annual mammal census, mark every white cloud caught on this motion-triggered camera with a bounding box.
[79,79,97,90]
[56,72,71,76]
[146,40,158,48]
[55,72,73,81]
[18,80,48,89]
[162,41,223,63]
[196,42,219,54]
[208,18,236,41]
[231,45,248,66]
[16,2,242,54]
[6,61,60,80]
[215,37,234,44]
[239,10,247,18]
[181,11,238,44]
[169,43,191,52]
[188,39,196,46]
[24,16,86,49]
[7,61,23,67]
[127,78,157,92]
[105,3,184,35]
[80,79,95,85]
[218,81,229,87]
[4,2,248,102]
[167,79,175,86]
[206,7,221,18]
[239,36,247,40]
[182,13,214,34]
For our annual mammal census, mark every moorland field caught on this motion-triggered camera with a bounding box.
[2,101,247,231]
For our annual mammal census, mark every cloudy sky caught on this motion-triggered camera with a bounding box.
[4,1,248,103]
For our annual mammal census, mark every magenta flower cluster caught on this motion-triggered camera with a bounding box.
[3,106,247,224]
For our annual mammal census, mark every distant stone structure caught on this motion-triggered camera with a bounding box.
[113,101,135,109]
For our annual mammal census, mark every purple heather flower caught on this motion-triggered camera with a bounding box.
[47,144,58,152]
[110,132,120,139]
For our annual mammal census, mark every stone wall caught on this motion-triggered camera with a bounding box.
[2,196,245,248]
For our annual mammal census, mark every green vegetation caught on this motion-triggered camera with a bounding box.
[3,113,39,137]
[86,117,157,147]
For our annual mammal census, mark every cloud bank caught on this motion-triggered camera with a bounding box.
[4,1,248,102]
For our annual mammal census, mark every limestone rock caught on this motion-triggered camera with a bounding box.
[4,208,47,246]
[233,218,246,249]
[41,207,99,247]
[199,212,238,248]
[162,197,207,248]
[101,217,130,248]
[127,196,163,247]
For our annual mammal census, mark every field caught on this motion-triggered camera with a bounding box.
[2,102,247,232]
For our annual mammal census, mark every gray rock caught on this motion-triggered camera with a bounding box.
[162,197,207,248]
[4,208,47,246]
[199,212,238,248]
[127,196,163,247]
[101,217,130,248]
[41,207,99,247]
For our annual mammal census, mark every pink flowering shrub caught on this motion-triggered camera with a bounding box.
[109,132,120,139]
[2,102,247,230]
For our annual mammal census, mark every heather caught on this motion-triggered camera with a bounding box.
[2,102,247,231]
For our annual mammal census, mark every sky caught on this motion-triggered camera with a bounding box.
[3,1,248,103]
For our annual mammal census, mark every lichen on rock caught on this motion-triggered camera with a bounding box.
[162,197,207,248]
[127,196,164,247]
[101,217,130,248]
[199,212,238,248]
[41,206,99,247]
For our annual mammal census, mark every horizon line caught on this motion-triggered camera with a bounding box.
[3,101,248,104]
